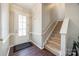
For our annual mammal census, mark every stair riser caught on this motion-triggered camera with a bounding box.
[51,37,60,41]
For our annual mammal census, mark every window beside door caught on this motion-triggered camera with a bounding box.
[18,14,27,36]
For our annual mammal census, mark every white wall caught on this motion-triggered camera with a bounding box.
[32,4,42,33]
[0,3,9,56]
[0,4,1,38]
[42,3,65,33]
[31,3,42,49]
[42,4,53,32]
[55,4,65,21]
[65,4,79,50]
[9,4,31,46]
[1,4,9,40]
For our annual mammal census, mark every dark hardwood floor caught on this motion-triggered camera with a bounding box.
[9,44,55,56]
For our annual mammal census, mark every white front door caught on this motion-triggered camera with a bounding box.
[14,13,29,45]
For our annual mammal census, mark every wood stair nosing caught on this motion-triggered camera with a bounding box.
[51,33,60,38]
[50,37,60,41]
[50,39,60,44]
[45,44,60,50]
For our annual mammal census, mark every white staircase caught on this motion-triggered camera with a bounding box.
[45,21,63,56]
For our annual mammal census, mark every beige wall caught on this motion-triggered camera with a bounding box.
[42,3,65,32]
[42,3,57,32]
[65,4,79,49]
[9,4,31,33]
[55,4,65,21]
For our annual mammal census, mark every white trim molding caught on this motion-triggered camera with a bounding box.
[7,46,10,56]
[60,18,69,34]
[29,32,42,35]
[31,40,43,49]
[60,18,69,56]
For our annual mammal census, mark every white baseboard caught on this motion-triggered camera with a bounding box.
[31,40,43,49]
[43,21,59,48]
[7,46,10,56]
[29,32,42,35]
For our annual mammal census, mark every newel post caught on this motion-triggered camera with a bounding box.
[60,33,67,56]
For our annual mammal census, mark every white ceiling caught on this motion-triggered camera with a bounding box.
[14,3,37,10]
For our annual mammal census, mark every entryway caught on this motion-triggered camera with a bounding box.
[9,43,55,56]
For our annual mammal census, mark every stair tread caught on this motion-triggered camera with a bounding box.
[45,43,60,55]
[48,39,60,45]
[51,37,60,41]
[55,34,60,36]
[50,39,60,43]
[45,43,60,50]
[52,34,60,38]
